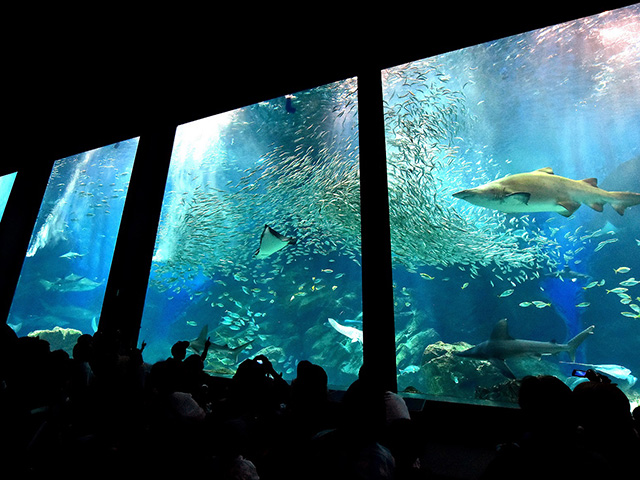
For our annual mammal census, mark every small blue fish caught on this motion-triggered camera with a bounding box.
[582,281,599,290]
[399,365,421,375]
[614,267,631,274]
[532,300,551,308]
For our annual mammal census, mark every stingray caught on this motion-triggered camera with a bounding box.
[254,224,297,259]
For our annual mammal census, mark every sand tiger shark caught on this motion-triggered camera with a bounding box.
[39,273,103,292]
[456,319,595,378]
[453,167,640,217]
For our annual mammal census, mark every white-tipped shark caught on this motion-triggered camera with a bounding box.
[457,319,595,378]
[453,167,640,217]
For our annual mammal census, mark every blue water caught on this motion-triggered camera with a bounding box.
[7,139,139,336]
[5,6,639,405]
[138,81,364,387]
[0,171,17,221]
[385,5,640,403]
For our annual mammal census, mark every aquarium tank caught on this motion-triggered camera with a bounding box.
[6,139,139,350]
[0,171,17,222]
[139,79,363,388]
[383,4,640,406]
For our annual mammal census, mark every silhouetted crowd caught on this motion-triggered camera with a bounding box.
[481,372,640,479]
[1,323,638,479]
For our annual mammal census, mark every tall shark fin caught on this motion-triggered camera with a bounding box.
[490,319,514,340]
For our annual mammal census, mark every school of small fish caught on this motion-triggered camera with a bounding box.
[141,60,639,378]
[143,81,367,374]
[382,60,640,324]
[150,82,360,289]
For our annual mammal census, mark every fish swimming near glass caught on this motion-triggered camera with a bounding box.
[59,251,86,259]
[456,318,595,378]
[254,224,297,259]
[39,273,103,292]
[453,167,640,217]
[328,318,363,344]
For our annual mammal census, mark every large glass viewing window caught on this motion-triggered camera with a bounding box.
[0,171,17,222]
[6,139,139,346]
[140,80,363,387]
[3,7,638,412]
[384,5,640,405]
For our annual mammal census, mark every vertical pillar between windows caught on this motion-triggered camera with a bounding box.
[358,67,397,393]
[99,126,175,350]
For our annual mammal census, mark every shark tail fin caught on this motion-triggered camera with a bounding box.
[229,339,255,352]
[609,191,640,216]
[230,339,256,363]
[567,325,595,362]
